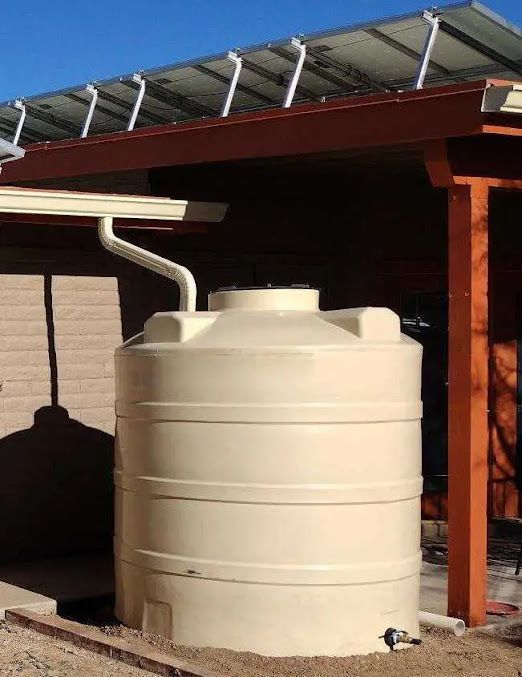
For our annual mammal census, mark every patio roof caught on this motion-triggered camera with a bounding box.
[1,79,520,185]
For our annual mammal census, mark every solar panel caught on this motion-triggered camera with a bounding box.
[0,1,520,146]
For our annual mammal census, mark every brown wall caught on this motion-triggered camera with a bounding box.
[0,222,177,563]
[150,160,521,520]
[490,190,522,518]
[1,156,519,564]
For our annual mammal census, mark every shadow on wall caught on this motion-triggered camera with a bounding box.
[0,231,186,577]
[0,272,115,566]
[0,405,114,564]
[0,256,175,572]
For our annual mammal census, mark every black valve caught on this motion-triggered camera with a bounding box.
[379,627,422,651]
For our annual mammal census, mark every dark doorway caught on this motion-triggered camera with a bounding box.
[401,291,448,495]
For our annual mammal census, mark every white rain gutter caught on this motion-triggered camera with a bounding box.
[481,83,522,114]
[0,188,227,311]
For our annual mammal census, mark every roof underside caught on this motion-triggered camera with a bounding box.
[0,1,520,146]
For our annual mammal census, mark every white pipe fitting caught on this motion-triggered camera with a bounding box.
[98,215,197,311]
[418,610,466,636]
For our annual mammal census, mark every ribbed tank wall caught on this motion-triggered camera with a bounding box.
[114,290,422,657]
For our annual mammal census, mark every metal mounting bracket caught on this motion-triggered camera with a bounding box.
[81,85,98,138]
[128,73,146,131]
[413,10,441,90]
[221,51,243,117]
[283,38,307,108]
[12,99,26,146]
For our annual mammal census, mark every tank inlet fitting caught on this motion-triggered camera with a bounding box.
[380,628,422,651]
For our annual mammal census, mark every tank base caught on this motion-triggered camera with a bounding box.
[115,558,420,657]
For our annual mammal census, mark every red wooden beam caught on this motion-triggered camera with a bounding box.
[425,138,522,190]
[0,80,508,185]
[447,181,489,626]
[424,139,455,187]
[425,140,522,627]
[483,125,522,137]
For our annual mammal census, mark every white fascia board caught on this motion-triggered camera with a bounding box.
[0,187,228,221]
[481,83,522,114]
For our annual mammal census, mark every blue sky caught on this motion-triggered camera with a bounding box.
[0,0,520,101]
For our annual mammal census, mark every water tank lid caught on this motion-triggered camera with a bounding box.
[215,284,317,291]
[208,285,320,312]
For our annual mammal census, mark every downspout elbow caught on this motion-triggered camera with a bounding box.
[98,216,197,312]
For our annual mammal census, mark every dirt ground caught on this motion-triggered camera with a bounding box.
[109,622,522,677]
[1,617,521,677]
[0,620,149,677]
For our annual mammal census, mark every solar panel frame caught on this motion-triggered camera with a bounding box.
[0,1,519,146]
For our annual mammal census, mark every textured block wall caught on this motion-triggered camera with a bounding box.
[0,274,50,437]
[0,274,122,437]
[52,275,122,435]
[0,271,123,561]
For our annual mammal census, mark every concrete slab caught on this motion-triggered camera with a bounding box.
[420,560,522,620]
[0,554,113,603]
[0,581,56,619]
[0,554,112,620]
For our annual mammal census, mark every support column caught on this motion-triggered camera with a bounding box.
[447,181,489,626]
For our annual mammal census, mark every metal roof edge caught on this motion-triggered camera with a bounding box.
[4,78,515,185]
[290,1,470,42]
[17,78,494,153]
[468,1,522,37]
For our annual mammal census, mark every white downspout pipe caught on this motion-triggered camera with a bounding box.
[98,215,197,311]
[418,610,466,636]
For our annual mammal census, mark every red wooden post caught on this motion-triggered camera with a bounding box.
[447,181,489,626]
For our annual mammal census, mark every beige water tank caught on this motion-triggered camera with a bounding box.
[114,287,423,657]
